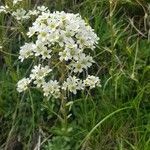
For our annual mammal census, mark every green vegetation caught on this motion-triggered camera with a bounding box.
[0,0,150,149]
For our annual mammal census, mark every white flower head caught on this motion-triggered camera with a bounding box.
[17,78,31,92]
[42,80,61,98]
[27,10,40,16]
[17,11,100,98]
[18,43,35,62]
[84,75,101,89]
[12,8,30,20]
[37,6,48,12]
[0,5,8,13]
[62,76,80,94]
[13,0,22,5]
[30,64,52,80]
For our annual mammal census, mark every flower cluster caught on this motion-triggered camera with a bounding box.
[12,6,49,21]
[17,11,101,98]
[17,78,31,93]
[0,5,8,13]
[13,0,22,5]
[0,1,49,21]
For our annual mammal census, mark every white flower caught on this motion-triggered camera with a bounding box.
[12,8,30,20]
[47,30,60,44]
[69,53,94,73]
[13,0,22,5]
[65,43,80,60]
[77,53,94,69]
[37,6,48,12]
[27,10,40,16]
[18,43,35,62]
[47,18,59,31]
[27,22,43,37]
[34,42,51,59]
[30,64,52,80]
[62,76,80,94]
[0,6,8,13]
[77,80,85,90]
[42,80,60,98]
[27,27,37,37]
[72,61,84,73]
[41,49,52,59]
[33,78,45,88]
[84,75,101,89]
[59,50,70,61]
[17,11,100,98]
[17,78,31,92]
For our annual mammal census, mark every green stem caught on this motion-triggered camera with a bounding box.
[29,89,35,130]
[131,38,139,79]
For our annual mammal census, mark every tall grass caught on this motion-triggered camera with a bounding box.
[0,0,150,149]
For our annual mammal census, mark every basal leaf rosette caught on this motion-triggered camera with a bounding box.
[17,11,101,98]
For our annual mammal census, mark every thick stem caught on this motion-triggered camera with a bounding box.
[60,91,68,127]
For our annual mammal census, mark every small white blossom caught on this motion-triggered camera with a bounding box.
[84,75,101,89]
[70,53,94,73]
[77,80,85,90]
[33,78,45,88]
[62,76,80,94]
[42,80,61,98]
[17,78,31,92]
[72,61,84,73]
[27,26,38,37]
[27,10,40,16]
[13,0,22,5]
[77,53,94,69]
[34,42,51,59]
[59,50,70,61]
[37,6,48,12]
[18,43,35,62]
[30,64,52,80]
[65,44,80,60]
[12,8,30,20]
[0,6,8,13]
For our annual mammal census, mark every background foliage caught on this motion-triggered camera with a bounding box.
[0,0,150,149]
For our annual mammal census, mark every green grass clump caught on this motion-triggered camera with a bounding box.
[0,0,150,149]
